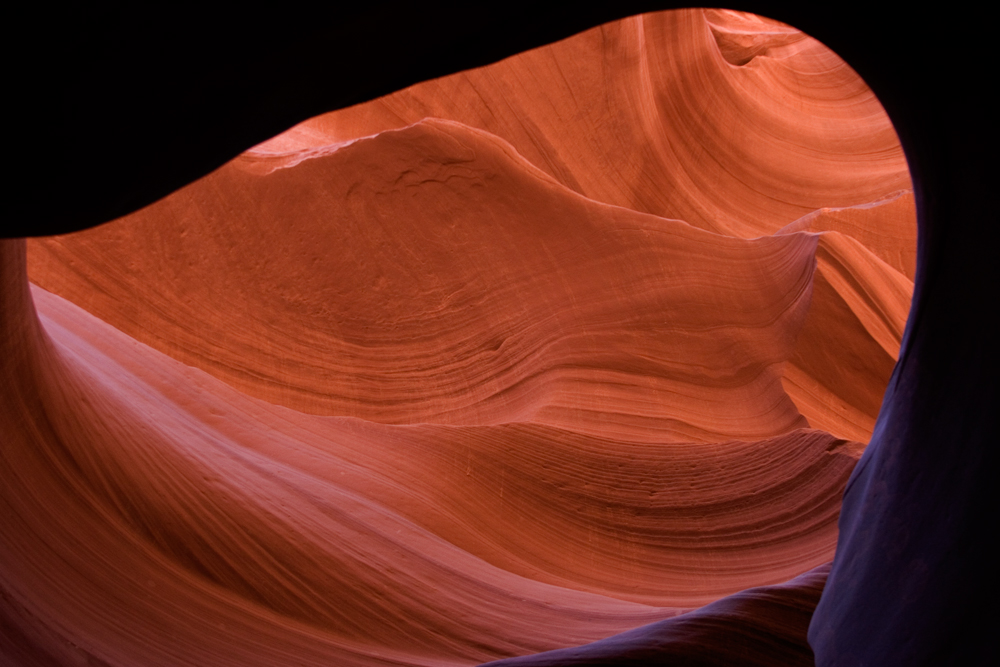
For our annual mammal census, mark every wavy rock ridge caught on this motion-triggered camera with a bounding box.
[3,9,912,666]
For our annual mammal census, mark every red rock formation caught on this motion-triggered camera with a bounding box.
[3,8,915,666]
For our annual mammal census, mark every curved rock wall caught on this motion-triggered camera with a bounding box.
[3,9,914,666]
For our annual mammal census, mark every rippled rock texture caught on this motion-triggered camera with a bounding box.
[3,9,919,666]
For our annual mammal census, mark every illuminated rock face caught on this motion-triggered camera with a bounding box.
[2,9,914,667]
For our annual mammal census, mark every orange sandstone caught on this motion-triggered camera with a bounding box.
[3,8,913,666]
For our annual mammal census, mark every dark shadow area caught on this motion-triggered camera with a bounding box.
[482,564,830,666]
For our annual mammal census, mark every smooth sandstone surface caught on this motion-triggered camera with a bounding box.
[4,9,915,666]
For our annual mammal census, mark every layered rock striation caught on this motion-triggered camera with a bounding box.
[3,9,914,666]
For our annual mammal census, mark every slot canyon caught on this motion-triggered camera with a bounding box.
[2,4,991,666]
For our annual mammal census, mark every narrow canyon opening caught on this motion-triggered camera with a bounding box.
[4,8,917,667]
